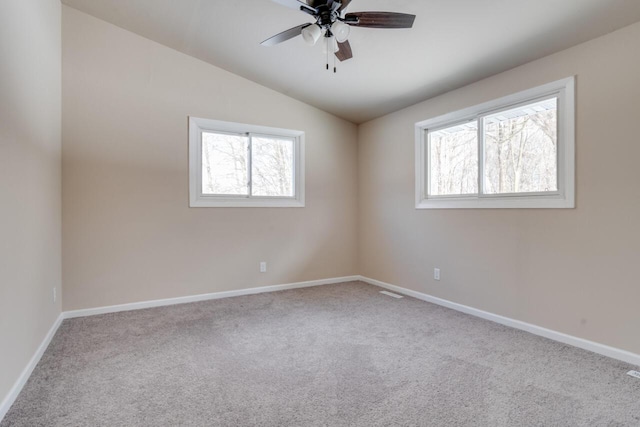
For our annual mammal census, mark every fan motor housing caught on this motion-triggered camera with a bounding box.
[316,5,333,26]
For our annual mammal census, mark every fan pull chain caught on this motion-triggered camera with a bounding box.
[326,37,329,71]
[333,42,337,73]
[322,37,337,73]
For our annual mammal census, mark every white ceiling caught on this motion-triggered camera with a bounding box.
[61,0,640,123]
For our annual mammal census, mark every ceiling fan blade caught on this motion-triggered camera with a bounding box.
[261,23,311,46]
[337,0,351,12]
[271,0,318,14]
[335,40,353,62]
[344,12,416,29]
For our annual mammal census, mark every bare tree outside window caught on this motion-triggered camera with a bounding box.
[252,137,294,197]
[427,98,557,197]
[202,132,249,195]
[484,98,557,194]
[429,122,478,196]
[201,132,294,198]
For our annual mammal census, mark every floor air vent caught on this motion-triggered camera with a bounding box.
[379,290,403,299]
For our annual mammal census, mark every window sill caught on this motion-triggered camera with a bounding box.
[190,196,305,208]
[416,194,574,209]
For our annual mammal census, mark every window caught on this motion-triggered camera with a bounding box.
[189,117,304,207]
[415,77,575,209]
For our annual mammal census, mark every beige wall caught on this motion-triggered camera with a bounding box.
[0,0,62,404]
[359,22,640,354]
[61,7,358,311]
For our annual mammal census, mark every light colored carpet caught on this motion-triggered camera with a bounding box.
[2,281,639,426]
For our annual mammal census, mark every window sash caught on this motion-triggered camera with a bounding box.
[247,133,296,199]
[200,130,249,198]
[426,118,479,197]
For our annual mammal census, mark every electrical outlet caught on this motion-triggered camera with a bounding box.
[260,262,267,273]
[53,287,57,303]
[434,268,441,281]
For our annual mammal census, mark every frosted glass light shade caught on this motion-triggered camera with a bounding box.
[322,37,339,54]
[331,21,350,43]
[302,24,322,46]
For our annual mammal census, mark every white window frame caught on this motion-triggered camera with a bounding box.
[415,77,575,209]
[189,117,305,208]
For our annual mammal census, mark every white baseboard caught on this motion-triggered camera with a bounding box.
[0,313,63,422]
[3,274,638,424]
[63,276,360,319]
[358,276,640,367]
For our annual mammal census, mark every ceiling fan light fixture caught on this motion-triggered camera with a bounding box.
[301,24,322,46]
[322,36,339,54]
[331,21,350,43]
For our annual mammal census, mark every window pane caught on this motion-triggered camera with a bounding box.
[202,132,249,195]
[483,98,558,194]
[251,136,294,197]
[428,122,478,196]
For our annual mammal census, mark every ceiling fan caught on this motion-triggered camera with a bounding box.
[261,0,416,71]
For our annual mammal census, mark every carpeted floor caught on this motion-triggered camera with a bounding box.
[2,281,639,426]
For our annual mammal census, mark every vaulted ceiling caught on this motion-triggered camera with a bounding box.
[61,0,640,123]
